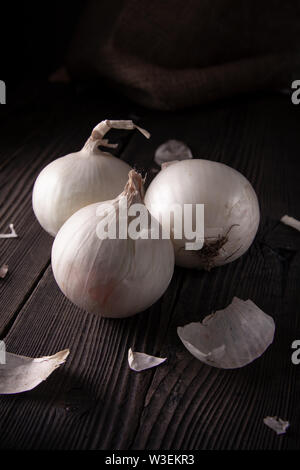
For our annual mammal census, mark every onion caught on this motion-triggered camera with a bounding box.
[32,120,149,236]
[144,159,260,269]
[51,170,174,318]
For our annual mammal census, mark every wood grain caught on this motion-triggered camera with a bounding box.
[0,87,299,449]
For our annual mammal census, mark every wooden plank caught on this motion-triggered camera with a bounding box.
[0,92,299,450]
[0,265,183,450]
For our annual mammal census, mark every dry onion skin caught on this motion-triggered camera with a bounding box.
[177,298,275,369]
[0,224,18,239]
[0,264,8,279]
[145,159,260,269]
[128,348,167,372]
[52,170,174,318]
[154,140,193,166]
[0,349,69,394]
[263,416,290,435]
[280,215,300,232]
[32,120,150,236]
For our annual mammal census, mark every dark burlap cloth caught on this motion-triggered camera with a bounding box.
[67,0,300,110]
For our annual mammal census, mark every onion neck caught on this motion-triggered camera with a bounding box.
[82,119,150,156]
[123,170,145,205]
[82,137,116,155]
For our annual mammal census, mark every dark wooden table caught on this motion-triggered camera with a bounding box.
[0,83,299,450]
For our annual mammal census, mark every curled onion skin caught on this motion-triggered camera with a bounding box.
[144,159,260,269]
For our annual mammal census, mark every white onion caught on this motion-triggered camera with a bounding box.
[32,120,149,236]
[144,159,260,269]
[51,170,174,318]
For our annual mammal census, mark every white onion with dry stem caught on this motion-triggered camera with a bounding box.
[145,159,260,269]
[51,170,174,318]
[33,120,149,236]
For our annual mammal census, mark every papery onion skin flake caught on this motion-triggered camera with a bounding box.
[177,298,275,369]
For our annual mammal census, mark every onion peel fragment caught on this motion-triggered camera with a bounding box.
[280,215,300,232]
[0,348,69,394]
[154,140,192,166]
[128,348,166,372]
[263,416,290,435]
[177,297,275,369]
[0,224,18,239]
[0,264,8,279]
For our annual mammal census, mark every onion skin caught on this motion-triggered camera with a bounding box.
[144,159,260,269]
